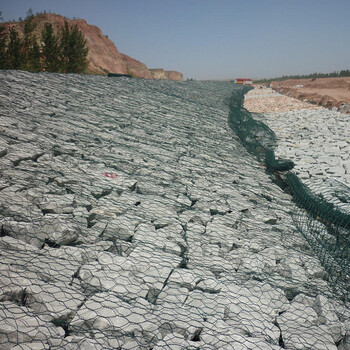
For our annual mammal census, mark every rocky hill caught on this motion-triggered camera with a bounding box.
[1,14,183,80]
[150,68,183,81]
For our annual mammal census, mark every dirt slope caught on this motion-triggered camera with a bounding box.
[2,14,183,79]
[271,77,350,113]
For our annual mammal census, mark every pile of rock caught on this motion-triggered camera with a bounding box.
[244,88,322,113]
[0,71,349,349]
[244,88,350,184]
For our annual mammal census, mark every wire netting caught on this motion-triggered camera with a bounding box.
[0,70,349,349]
[226,86,350,303]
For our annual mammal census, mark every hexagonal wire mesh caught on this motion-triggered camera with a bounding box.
[0,70,349,349]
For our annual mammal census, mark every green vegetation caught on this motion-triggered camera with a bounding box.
[60,21,88,73]
[254,70,350,84]
[0,11,88,74]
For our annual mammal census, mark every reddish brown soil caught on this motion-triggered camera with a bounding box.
[2,14,183,79]
[271,77,350,112]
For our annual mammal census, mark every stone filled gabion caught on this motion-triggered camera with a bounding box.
[0,70,349,349]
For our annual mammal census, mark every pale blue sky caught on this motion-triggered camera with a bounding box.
[1,0,349,80]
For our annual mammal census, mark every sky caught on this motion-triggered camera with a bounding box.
[0,0,349,80]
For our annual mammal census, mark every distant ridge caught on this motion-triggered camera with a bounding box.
[1,13,183,80]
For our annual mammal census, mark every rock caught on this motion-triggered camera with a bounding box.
[277,299,338,349]
[183,290,227,318]
[149,69,183,81]
[0,269,84,321]
[40,214,81,245]
[201,319,282,349]
[1,70,349,349]
[156,284,189,305]
[0,236,39,252]
[38,194,75,214]
[277,301,318,327]
[222,281,290,319]
[133,223,182,256]
[205,221,242,252]
[0,140,8,158]
[225,302,280,344]
[154,304,204,339]
[0,249,81,285]
[100,216,136,241]
[70,293,159,339]
[153,333,203,349]
[128,245,181,290]
[2,214,80,247]
[78,253,148,300]
[0,301,64,349]
[280,324,337,350]
[6,147,44,166]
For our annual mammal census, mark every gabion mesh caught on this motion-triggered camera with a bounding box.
[0,70,349,349]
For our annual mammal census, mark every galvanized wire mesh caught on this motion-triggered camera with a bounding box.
[226,85,350,303]
[0,70,349,349]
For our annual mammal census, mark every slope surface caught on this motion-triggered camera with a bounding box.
[0,71,348,349]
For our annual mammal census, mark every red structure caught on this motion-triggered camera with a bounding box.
[234,78,252,84]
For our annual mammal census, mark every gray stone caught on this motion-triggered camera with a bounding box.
[1,214,80,247]
[133,223,182,256]
[0,236,39,252]
[153,333,205,349]
[280,324,337,350]
[183,290,227,318]
[38,194,75,214]
[0,249,81,285]
[201,318,282,349]
[70,293,159,338]
[154,304,204,339]
[222,281,290,319]
[101,216,136,241]
[78,252,147,300]
[0,140,8,158]
[0,301,64,349]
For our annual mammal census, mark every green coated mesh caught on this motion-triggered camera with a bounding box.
[286,172,350,300]
[228,88,350,301]
[227,88,295,172]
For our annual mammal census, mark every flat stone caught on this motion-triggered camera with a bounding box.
[79,268,147,299]
[38,194,75,214]
[0,140,8,158]
[128,245,181,288]
[201,318,282,349]
[40,214,81,245]
[153,333,204,349]
[133,223,182,256]
[0,249,81,285]
[1,214,80,247]
[100,216,136,241]
[0,301,64,349]
[167,268,202,289]
[156,285,189,305]
[0,236,39,252]
[280,324,337,350]
[70,293,159,338]
[222,281,290,320]
[183,290,227,318]
[154,304,204,339]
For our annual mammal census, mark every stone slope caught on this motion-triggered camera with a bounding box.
[2,14,183,79]
[0,71,348,349]
[244,87,350,184]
